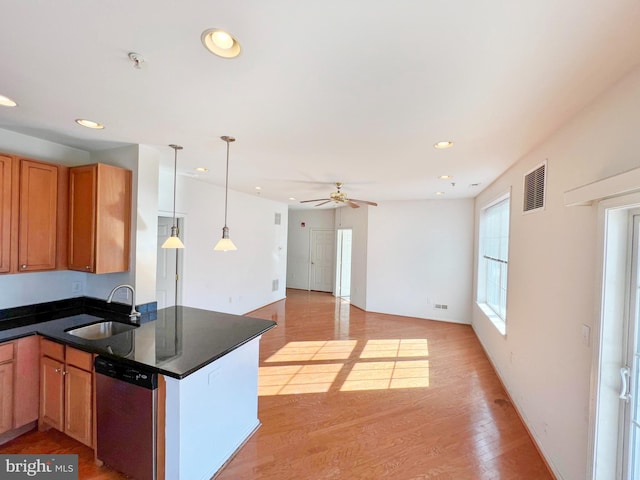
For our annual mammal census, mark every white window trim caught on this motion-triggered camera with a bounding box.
[476,189,511,335]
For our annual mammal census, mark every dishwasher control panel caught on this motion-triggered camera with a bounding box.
[95,356,158,390]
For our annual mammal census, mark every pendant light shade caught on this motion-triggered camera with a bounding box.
[214,136,237,251]
[162,144,185,249]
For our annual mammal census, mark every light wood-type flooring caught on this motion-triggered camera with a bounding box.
[0,289,553,479]
[216,289,554,480]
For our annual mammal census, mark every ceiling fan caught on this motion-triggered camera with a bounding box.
[300,182,378,208]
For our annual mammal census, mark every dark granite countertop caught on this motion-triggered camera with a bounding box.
[0,306,276,379]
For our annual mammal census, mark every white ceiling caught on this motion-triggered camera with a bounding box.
[1,1,640,208]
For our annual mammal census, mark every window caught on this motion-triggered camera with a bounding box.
[477,193,510,333]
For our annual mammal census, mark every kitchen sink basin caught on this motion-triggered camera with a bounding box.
[66,321,138,340]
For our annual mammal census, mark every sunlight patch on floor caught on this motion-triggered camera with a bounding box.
[340,360,430,391]
[264,340,358,362]
[259,339,430,395]
[258,363,343,395]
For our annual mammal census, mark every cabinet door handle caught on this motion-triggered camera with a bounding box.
[62,370,67,376]
[55,368,61,374]
[21,264,27,269]
[85,266,90,270]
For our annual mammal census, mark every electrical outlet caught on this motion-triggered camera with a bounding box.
[71,281,82,294]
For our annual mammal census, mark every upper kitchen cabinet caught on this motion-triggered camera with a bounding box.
[68,163,132,274]
[0,154,68,274]
[0,155,12,273]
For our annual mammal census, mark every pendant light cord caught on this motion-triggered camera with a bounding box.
[172,147,178,226]
[168,144,183,230]
[220,136,235,228]
[224,139,229,227]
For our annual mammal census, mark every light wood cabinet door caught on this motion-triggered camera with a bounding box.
[68,165,96,272]
[0,361,14,434]
[69,163,131,274]
[18,159,58,272]
[64,364,92,447]
[0,155,14,273]
[40,356,64,431]
[14,336,40,428]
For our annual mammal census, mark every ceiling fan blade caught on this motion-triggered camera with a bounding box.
[314,200,332,207]
[347,200,361,208]
[349,198,378,206]
[300,198,330,203]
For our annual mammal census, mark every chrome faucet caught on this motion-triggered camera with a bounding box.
[106,284,141,322]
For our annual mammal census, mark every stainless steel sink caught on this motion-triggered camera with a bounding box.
[66,321,138,340]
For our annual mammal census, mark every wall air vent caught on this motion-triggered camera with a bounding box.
[523,161,547,213]
[274,213,281,225]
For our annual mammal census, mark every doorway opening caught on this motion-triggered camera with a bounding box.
[335,228,352,299]
[156,216,183,309]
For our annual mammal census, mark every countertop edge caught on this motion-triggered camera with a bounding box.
[0,308,277,380]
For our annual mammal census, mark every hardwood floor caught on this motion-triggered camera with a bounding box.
[216,289,554,480]
[1,290,553,479]
[0,428,126,479]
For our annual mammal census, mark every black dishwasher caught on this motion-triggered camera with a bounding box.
[95,356,158,480]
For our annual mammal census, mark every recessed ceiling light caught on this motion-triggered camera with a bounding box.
[436,191,445,196]
[195,167,209,173]
[201,28,241,59]
[75,118,104,129]
[439,175,453,180]
[434,141,454,149]
[255,186,262,190]
[0,95,17,107]
[289,197,296,201]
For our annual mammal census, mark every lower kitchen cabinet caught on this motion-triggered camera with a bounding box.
[0,361,13,434]
[64,364,92,445]
[39,338,94,447]
[0,337,39,436]
[40,355,64,431]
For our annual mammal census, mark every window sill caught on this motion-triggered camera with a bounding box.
[476,303,506,336]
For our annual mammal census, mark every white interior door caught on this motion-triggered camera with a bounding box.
[310,229,335,292]
[156,216,182,309]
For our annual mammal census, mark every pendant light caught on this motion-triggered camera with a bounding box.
[162,144,185,249]
[214,136,238,251]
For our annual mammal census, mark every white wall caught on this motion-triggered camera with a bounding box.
[471,64,640,479]
[159,171,288,315]
[286,209,335,290]
[366,200,474,323]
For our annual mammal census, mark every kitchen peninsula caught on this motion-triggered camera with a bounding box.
[0,303,276,480]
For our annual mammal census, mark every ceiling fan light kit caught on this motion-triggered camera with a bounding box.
[300,182,378,208]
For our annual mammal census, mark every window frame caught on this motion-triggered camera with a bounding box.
[477,190,511,335]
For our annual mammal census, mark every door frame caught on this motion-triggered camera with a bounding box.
[589,193,640,479]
